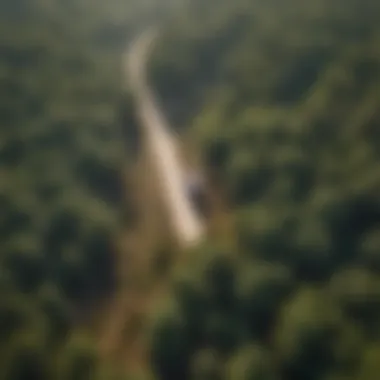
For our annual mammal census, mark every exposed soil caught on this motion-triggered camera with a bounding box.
[94,133,235,377]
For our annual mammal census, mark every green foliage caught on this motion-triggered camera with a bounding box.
[0,285,130,380]
[0,0,126,306]
[225,345,277,380]
[149,0,380,379]
[0,0,183,378]
[190,348,221,380]
[149,300,192,380]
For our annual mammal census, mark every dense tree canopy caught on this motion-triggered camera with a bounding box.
[0,0,180,378]
[2,0,380,378]
[148,0,380,379]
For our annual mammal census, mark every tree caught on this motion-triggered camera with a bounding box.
[225,345,278,380]
[275,287,342,380]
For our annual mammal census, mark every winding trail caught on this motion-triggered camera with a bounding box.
[97,30,207,370]
[126,29,205,249]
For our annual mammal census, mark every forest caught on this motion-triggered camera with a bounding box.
[0,0,160,378]
[148,0,380,380]
[1,0,380,379]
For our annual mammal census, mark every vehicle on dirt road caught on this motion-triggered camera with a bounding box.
[184,170,209,218]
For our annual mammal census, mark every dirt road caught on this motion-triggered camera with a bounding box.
[126,29,205,249]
